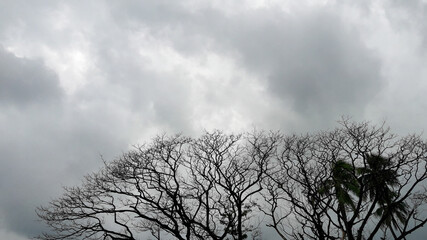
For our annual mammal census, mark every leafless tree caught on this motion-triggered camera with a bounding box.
[37,131,280,240]
[37,121,427,240]
[262,119,427,240]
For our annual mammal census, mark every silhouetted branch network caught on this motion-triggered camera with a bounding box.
[37,120,427,240]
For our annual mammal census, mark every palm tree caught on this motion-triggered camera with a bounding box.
[358,154,408,230]
[319,159,360,240]
[320,155,409,239]
[320,160,360,211]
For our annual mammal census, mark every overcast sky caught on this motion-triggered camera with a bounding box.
[1,0,427,239]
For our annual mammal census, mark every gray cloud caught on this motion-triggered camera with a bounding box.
[389,0,427,49]
[0,105,134,236]
[0,51,137,237]
[220,9,382,128]
[0,49,66,236]
[0,47,62,106]
[107,5,383,129]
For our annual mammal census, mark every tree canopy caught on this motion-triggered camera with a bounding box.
[37,120,427,240]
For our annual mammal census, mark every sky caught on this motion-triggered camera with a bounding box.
[0,0,427,239]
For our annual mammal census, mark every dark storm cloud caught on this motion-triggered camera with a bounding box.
[0,47,62,106]
[106,4,382,129]
[213,9,382,127]
[0,50,136,237]
[0,49,64,236]
[0,46,64,237]
[235,11,381,121]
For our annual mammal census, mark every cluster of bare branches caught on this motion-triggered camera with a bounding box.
[37,131,280,240]
[37,120,427,240]
[263,120,427,240]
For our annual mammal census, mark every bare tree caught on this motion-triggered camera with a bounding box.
[262,119,427,240]
[185,131,280,240]
[36,121,427,240]
[37,131,280,240]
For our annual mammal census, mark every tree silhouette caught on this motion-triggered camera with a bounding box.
[37,120,427,240]
[320,160,359,210]
[358,154,409,238]
[37,131,280,240]
[262,119,427,240]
